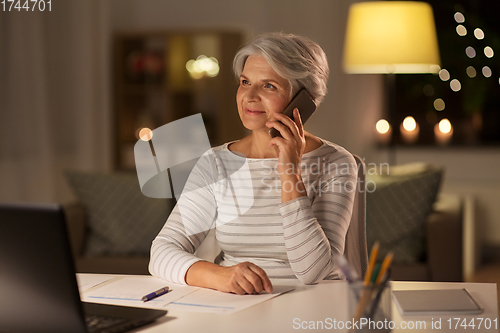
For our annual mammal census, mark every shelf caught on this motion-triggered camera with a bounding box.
[113,31,244,170]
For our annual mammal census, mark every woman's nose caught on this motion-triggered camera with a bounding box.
[244,85,261,102]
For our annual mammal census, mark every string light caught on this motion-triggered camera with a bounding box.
[456,25,467,36]
[474,28,485,40]
[482,66,492,78]
[484,46,494,58]
[450,79,461,92]
[439,69,450,81]
[466,46,476,58]
[466,66,477,78]
[434,98,445,111]
[454,12,465,23]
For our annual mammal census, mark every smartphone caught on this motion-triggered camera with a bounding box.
[269,88,317,138]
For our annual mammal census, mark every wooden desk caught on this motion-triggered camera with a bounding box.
[78,275,498,333]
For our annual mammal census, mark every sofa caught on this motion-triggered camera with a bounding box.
[64,201,152,275]
[62,163,466,282]
[389,193,463,281]
[62,193,464,281]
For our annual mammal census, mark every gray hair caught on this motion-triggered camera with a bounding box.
[233,32,329,106]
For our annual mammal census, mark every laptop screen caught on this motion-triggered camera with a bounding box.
[0,203,89,332]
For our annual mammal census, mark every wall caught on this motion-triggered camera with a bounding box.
[105,0,500,249]
[2,0,499,249]
[107,0,383,158]
[0,1,112,203]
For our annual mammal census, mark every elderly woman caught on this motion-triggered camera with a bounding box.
[149,32,357,294]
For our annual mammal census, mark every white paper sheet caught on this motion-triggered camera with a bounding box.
[80,276,198,310]
[76,274,115,292]
[167,285,295,314]
[78,274,294,315]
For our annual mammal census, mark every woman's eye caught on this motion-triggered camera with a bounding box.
[241,79,249,85]
[265,83,276,89]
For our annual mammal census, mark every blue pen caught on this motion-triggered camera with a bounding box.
[141,286,170,302]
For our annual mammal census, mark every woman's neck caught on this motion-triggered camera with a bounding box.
[228,130,322,159]
[236,130,279,159]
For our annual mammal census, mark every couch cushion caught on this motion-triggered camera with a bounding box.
[390,264,430,281]
[75,256,150,275]
[66,171,175,257]
[366,163,443,264]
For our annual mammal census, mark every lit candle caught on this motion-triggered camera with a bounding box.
[434,118,453,145]
[375,119,392,144]
[400,116,419,144]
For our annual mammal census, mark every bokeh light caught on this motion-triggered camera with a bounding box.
[434,98,445,111]
[484,46,494,58]
[186,55,220,79]
[402,116,417,131]
[438,119,452,134]
[456,25,467,36]
[439,69,450,81]
[430,65,441,74]
[482,66,492,78]
[138,128,153,141]
[474,28,485,40]
[454,12,465,23]
[466,46,476,58]
[376,119,390,134]
[450,79,461,92]
[466,66,477,78]
[423,84,434,96]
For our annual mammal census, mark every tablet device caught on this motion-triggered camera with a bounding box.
[392,289,483,316]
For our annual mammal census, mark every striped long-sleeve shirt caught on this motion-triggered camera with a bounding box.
[149,138,357,285]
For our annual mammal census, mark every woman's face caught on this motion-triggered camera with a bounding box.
[236,55,291,133]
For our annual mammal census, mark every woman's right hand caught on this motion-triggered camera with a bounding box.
[185,261,273,295]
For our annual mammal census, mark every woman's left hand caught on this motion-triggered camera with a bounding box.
[266,108,306,178]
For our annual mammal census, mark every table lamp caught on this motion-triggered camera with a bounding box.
[343,1,441,146]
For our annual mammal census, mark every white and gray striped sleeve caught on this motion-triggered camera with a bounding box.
[149,153,218,285]
[279,152,357,284]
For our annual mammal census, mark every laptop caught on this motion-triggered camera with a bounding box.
[0,202,167,333]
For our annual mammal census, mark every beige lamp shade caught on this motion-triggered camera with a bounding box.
[343,1,441,74]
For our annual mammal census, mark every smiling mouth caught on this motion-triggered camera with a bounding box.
[245,108,266,115]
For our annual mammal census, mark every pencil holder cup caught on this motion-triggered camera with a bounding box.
[348,281,391,332]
